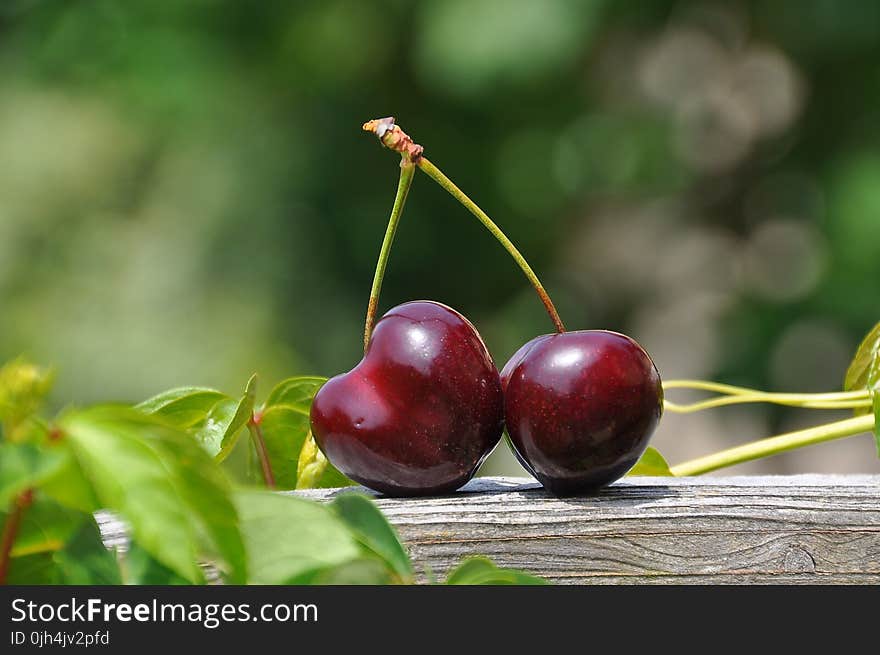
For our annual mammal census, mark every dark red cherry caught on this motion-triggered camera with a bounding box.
[501,330,663,495]
[310,300,504,496]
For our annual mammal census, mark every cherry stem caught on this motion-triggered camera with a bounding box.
[362,117,566,334]
[247,414,276,489]
[0,488,34,585]
[363,158,416,351]
[417,158,566,333]
[663,380,872,413]
[665,379,871,397]
[669,413,875,476]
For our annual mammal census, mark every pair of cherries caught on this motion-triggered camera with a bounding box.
[310,300,663,496]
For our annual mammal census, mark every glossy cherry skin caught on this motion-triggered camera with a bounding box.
[310,301,504,496]
[501,330,663,496]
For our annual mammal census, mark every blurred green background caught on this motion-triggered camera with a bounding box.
[1,0,878,474]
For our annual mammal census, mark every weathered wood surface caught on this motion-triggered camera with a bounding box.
[97,475,880,584]
[299,475,880,584]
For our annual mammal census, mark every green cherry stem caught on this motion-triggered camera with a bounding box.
[669,413,875,476]
[666,396,872,413]
[363,117,566,334]
[363,157,416,351]
[663,379,872,413]
[665,379,870,397]
[667,398,872,413]
[417,158,566,333]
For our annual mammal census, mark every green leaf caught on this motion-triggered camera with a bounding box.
[844,320,880,417]
[217,374,257,459]
[40,447,101,513]
[297,431,354,489]
[627,447,673,476]
[234,489,361,584]
[330,494,413,581]
[187,397,238,458]
[6,553,57,584]
[123,542,193,585]
[0,430,99,515]
[265,376,327,412]
[845,320,880,391]
[0,358,54,436]
[258,405,312,489]
[138,376,257,462]
[192,375,258,462]
[0,442,67,507]
[296,434,328,488]
[136,387,228,427]
[61,406,246,584]
[445,556,547,585]
[51,519,122,584]
[9,495,86,557]
[7,518,121,584]
[873,393,880,458]
[287,558,393,585]
[315,463,354,488]
[257,375,351,490]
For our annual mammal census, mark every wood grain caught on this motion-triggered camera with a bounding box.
[96,475,880,584]
[297,475,880,584]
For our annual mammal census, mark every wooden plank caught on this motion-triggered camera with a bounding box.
[96,475,880,584]
[296,475,880,584]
